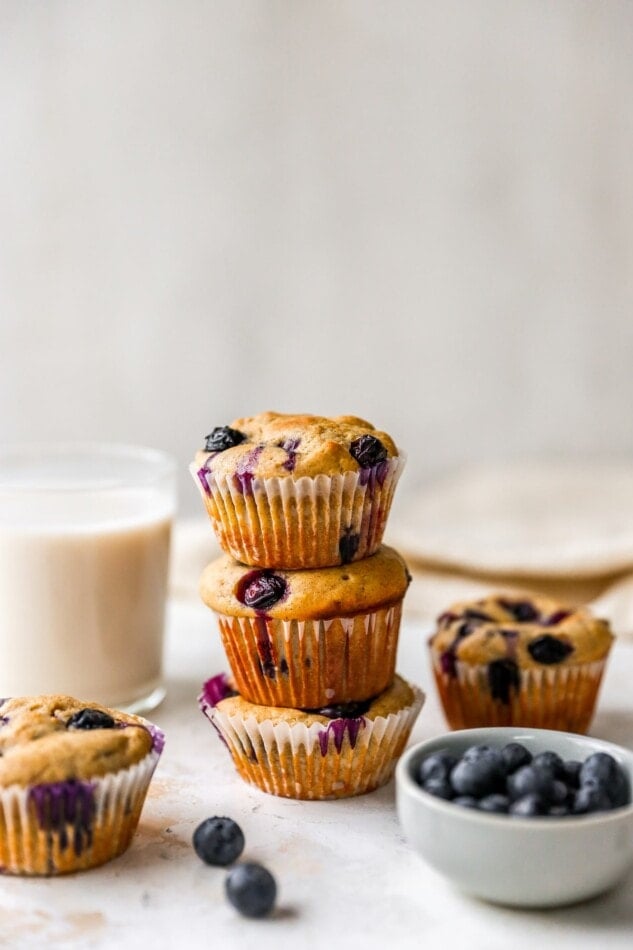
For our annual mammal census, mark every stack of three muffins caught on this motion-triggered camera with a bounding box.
[191,412,424,799]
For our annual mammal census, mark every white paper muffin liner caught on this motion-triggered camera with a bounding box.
[190,455,405,569]
[216,602,403,708]
[0,727,163,875]
[199,677,424,800]
[430,646,608,733]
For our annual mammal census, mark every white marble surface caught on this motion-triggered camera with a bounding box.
[2,601,633,949]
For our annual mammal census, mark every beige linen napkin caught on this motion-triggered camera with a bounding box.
[388,460,633,635]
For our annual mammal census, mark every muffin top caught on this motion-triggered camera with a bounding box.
[194,411,399,482]
[0,695,157,787]
[429,594,613,671]
[199,545,411,620]
[204,673,418,726]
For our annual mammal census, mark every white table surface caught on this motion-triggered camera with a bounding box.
[3,600,633,950]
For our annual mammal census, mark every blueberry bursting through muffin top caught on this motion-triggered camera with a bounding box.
[197,412,399,484]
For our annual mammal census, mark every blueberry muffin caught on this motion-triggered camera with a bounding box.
[199,545,411,708]
[190,411,405,569]
[429,594,614,732]
[0,695,164,875]
[199,672,424,800]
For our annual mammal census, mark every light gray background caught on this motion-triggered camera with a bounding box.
[2,1,632,513]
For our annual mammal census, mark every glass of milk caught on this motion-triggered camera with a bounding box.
[0,444,176,712]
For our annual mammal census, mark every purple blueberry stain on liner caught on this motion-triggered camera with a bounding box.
[358,459,390,488]
[197,466,212,494]
[255,617,276,680]
[317,717,366,756]
[148,725,165,754]
[202,674,238,707]
[29,780,96,856]
[233,446,264,495]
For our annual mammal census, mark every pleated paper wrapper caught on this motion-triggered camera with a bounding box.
[190,456,405,569]
[200,683,424,800]
[0,728,163,876]
[217,601,403,708]
[430,646,609,733]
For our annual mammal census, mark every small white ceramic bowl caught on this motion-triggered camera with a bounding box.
[396,727,633,907]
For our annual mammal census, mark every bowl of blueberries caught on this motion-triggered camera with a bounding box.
[396,727,633,907]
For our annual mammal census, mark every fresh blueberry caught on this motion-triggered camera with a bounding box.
[237,571,287,611]
[67,708,115,730]
[527,635,574,664]
[561,760,582,788]
[580,753,630,808]
[510,794,548,817]
[501,742,532,774]
[225,863,277,918]
[204,426,246,453]
[193,817,245,867]
[424,778,454,800]
[573,786,613,815]
[462,744,496,762]
[478,794,510,814]
[487,659,520,704]
[349,435,387,468]
[500,599,540,623]
[450,749,505,798]
[416,752,458,785]
[507,765,558,802]
[453,796,479,809]
[532,751,565,779]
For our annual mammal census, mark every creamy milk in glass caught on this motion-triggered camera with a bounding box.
[0,445,176,711]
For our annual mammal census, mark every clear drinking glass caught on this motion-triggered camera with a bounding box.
[0,444,176,712]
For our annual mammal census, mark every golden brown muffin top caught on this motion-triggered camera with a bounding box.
[194,411,399,481]
[429,593,614,670]
[209,673,417,726]
[0,695,157,787]
[199,545,411,620]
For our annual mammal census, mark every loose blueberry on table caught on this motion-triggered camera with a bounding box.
[225,863,277,918]
[414,744,631,817]
[193,817,245,867]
